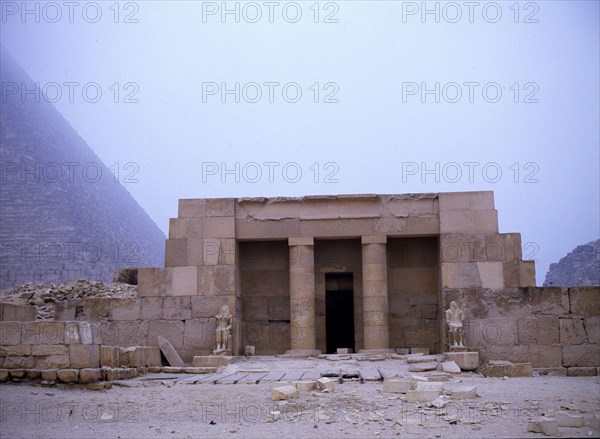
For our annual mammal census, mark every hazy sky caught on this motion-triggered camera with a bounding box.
[1,0,599,284]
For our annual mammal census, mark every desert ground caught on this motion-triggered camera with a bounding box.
[1,356,599,439]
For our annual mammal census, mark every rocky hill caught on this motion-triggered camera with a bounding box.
[0,49,165,289]
[544,239,600,286]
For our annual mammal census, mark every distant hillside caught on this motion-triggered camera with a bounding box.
[544,240,600,286]
[0,49,165,289]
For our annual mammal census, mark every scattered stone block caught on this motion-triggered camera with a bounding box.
[294,380,317,392]
[382,378,411,393]
[337,348,349,354]
[408,362,438,372]
[556,411,584,428]
[446,352,479,371]
[446,386,477,399]
[245,345,255,356]
[406,390,439,403]
[192,355,233,367]
[316,377,335,391]
[271,385,298,400]
[79,368,101,384]
[442,361,461,374]
[158,336,185,367]
[527,417,559,436]
[481,361,533,377]
[57,369,79,383]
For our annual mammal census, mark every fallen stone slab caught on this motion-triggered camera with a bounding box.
[481,361,533,377]
[406,355,442,364]
[158,336,185,367]
[359,368,382,381]
[446,352,479,371]
[445,385,477,399]
[294,380,317,392]
[316,377,335,392]
[556,411,585,428]
[408,362,438,372]
[183,367,217,374]
[442,361,461,374]
[415,381,443,392]
[382,378,411,393]
[271,385,299,401]
[527,417,559,436]
[406,390,439,403]
[410,347,430,355]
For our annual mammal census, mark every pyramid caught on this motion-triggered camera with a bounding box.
[0,49,165,289]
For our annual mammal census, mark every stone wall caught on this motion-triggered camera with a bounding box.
[444,286,600,375]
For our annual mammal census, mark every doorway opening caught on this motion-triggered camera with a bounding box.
[325,273,355,354]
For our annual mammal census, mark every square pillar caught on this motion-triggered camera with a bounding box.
[361,235,392,352]
[286,237,320,356]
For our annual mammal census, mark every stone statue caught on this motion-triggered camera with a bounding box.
[214,304,232,352]
[446,301,465,347]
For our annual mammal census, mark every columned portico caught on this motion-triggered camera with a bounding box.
[361,235,391,351]
[286,237,320,355]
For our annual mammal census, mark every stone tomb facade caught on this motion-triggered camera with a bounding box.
[138,191,535,356]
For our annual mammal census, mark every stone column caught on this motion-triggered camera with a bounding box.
[286,237,320,355]
[361,235,391,351]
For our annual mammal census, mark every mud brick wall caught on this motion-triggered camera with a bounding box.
[444,286,600,375]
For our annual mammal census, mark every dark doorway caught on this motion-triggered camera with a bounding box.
[325,273,355,354]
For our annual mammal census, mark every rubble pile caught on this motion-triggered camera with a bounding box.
[0,280,137,320]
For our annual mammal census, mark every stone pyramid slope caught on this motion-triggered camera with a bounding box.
[544,239,600,286]
[0,49,165,289]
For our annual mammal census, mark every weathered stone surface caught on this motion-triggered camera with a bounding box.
[26,369,41,380]
[562,344,600,367]
[527,417,559,436]
[556,411,585,427]
[109,299,142,320]
[0,345,31,356]
[406,355,441,364]
[442,361,461,374]
[406,390,439,402]
[3,356,34,369]
[40,369,57,381]
[446,385,477,399]
[560,318,588,344]
[294,380,317,392]
[0,322,21,345]
[64,322,96,345]
[446,352,479,371]
[158,335,185,367]
[527,345,563,368]
[0,303,36,321]
[0,369,10,381]
[382,378,411,393]
[316,377,335,391]
[35,355,70,369]
[408,362,438,372]
[148,320,184,350]
[10,369,26,379]
[585,315,600,343]
[271,385,298,400]
[162,297,192,320]
[22,322,65,344]
[57,369,79,383]
[192,355,232,367]
[79,368,101,383]
[517,316,559,345]
[566,367,597,376]
[529,287,569,315]
[69,344,100,369]
[569,287,600,315]
[481,361,533,377]
[141,297,163,320]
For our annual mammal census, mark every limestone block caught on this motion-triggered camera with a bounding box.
[144,347,161,366]
[35,355,70,369]
[191,296,234,318]
[560,318,588,344]
[214,265,236,294]
[10,369,25,379]
[3,356,34,369]
[171,266,198,296]
[294,380,317,392]
[202,217,235,238]
[569,287,600,315]
[316,377,335,391]
[271,385,299,400]
[527,345,562,368]
[585,316,600,343]
[439,191,494,211]
[527,417,559,436]
[529,287,569,315]
[192,356,233,367]
[100,346,119,367]
[439,210,475,233]
[0,369,9,381]
[79,368,101,384]
[162,366,183,374]
[169,218,203,239]
[26,369,41,380]
[408,362,438,372]
[40,369,57,381]
[517,316,559,344]
[0,322,21,345]
[69,345,100,369]
[165,237,189,266]
[163,296,192,320]
[64,322,96,345]
[245,346,255,356]
[269,296,290,321]
[138,267,172,297]
[477,262,504,288]
[0,345,31,356]
[243,296,269,321]
[533,367,567,376]
[406,355,440,363]
[183,318,214,352]
[206,198,235,217]
[270,381,293,389]
[566,367,596,376]
[479,346,529,365]
[441,262,482,288]
[383,378,411,393]
[481,361,533,377]
[446,352,479,371]
[406,390,439,403]
[503,262,522,288]
[236,218,300,240]
[22,322,65,344]
[141,297,163,320]
[562,344,600,367]
[107,299,141,321]
[440,233,486,263]
[77,298,112,320]
[519,261,536,287]
[158,336,185,367]
[415,381,443,392]
[179,198,207,218]
[442,361,461,374]
[446,386,477,399]
[555,411,585,428]
[590,414,599,431]
[410,347,430,355]
[57,369,79,383]
[0,303,36,321]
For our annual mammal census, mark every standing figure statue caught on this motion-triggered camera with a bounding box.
[215,304,232,352]
[445,301,465,347]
